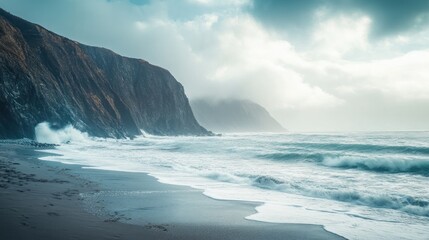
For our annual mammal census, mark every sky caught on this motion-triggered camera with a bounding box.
[1,0,429,132]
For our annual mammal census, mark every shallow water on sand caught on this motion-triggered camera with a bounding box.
[38,131,429,240]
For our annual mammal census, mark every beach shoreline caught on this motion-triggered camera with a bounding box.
[0,143,345,240]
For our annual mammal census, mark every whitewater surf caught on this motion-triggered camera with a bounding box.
[35,125,429,240]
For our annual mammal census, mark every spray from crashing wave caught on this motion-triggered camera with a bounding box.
[34,122,90,144]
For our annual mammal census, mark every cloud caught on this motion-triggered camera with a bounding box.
[250,0,429,39]
[310,15,371,59]
[1,0,429,131]
[344,50,429,100]
[356,0,429,37]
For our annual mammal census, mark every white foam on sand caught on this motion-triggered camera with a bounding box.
[35,129,429,240]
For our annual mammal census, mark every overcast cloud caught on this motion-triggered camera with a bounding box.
[1,0,429,131]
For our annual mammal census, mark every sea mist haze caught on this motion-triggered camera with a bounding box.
[36,124,429,240]
[1,1,429,239]
[2,0,429,132]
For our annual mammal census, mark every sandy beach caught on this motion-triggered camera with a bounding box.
[0,143,345,240]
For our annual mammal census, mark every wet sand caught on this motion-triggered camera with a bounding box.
[0,143,346,240]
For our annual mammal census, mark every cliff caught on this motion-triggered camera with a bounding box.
[191,99,285,133]
[0,8,210,139]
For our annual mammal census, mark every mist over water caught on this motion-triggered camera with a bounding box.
[36,125,429,240]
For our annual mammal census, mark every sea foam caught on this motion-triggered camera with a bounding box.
[35,132,429,240]
[321,155,429,174]
[258,150,429,174]
[35,122,89,144]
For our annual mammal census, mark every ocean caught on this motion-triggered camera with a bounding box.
[35,124,429,240]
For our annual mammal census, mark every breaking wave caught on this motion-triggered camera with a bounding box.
[285,142,429,155]
[321,156,429,174]
[243,174,429,217]
[202,172,245,184]
[250,175,285,189]
[258,151,429,175]
[34,122,90,144]
[309,189,429,217]
[37,131,429,239]
[257,152,325,162]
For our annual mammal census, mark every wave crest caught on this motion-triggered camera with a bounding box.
[246,174,429,217]
[258,152,324,162]
[286,142,429,155]
[35,122,89,144]
[250,175,284,189]
[322,156,429,174]
[258,150,429,175]
[202,172,244,184]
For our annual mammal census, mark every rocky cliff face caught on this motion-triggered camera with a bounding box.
[191,99,285,133]
[0,8,209,139]
[81,46,207,136]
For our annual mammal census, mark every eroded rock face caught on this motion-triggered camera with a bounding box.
[0,8,209,139]
[81,46,208,136]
